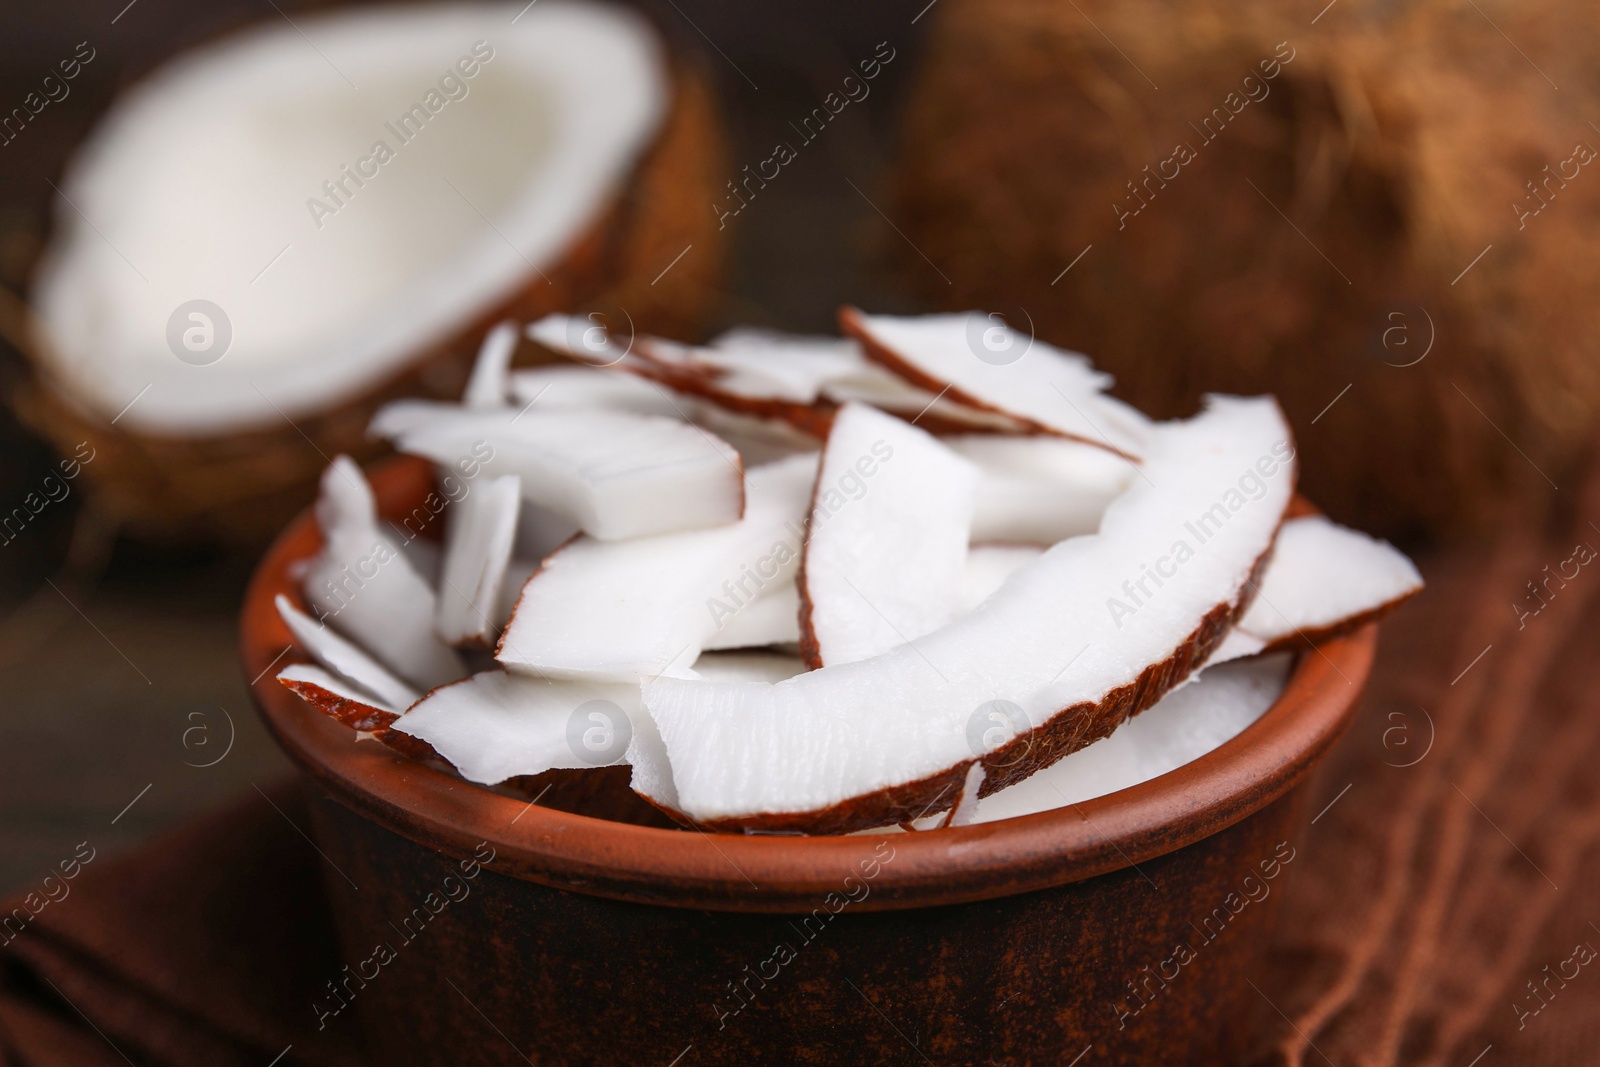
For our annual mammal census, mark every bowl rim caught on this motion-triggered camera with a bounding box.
[241,455,1373,914]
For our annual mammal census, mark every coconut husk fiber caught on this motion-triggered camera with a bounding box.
[889,0,1600,539]
[5,61,728,547]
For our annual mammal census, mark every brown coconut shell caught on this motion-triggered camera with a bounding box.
[11,61,729,546]
[888,0,1598,539]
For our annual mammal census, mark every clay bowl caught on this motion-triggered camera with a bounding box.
[242,455,1374,1066]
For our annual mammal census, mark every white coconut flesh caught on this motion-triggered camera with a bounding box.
[956,545,1047,614]
[389,407,746,541]
[497,454,817,682]
[389,650,809,792]
[641,330,870,402]
[303,458,465,689]
[460,320,519,409]
[435,473,520,646]
[275,594,420,711]
[268,311,1427,834]
[841,308,1152,456]
[392,671,643,784]
[508,365,685,419]
[703,580,801,651]
[974,653,1293,823]
[32,2,666,434]
[947,434,1132,543]
[1239,515,1424,647]
[278,662,404,721]
[628,651,808,807]
[643,396,1295,830]
[799,403,980,667]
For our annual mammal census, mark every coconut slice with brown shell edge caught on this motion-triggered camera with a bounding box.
[798,402,980,667]
[497,454,817,682]
[1239,514,1424,649]
[840,308,1152,457]
[643,395,1295,833]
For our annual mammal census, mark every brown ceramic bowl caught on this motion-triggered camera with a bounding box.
[242,456,1374,1066]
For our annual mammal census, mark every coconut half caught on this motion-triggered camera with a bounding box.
[643,395,1295,832]
[497,454,817,681]
[33,2,666,434]
[798,403,980,667]
[20,2,728,543]
[841,308,1152,456]
[1239,515,1424,648]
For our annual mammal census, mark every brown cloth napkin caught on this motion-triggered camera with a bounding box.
[3,540,1598,1066]
[1249,528,1600,1066]
[0,780,365,1067]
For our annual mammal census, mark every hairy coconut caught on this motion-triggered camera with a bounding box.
[889,0,1598,536]
[12,3,728,544]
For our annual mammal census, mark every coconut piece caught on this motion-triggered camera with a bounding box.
[278,662,403,725]
[498,454,817,682]
[495,557,540,629]
[643,395,1295,833]
[525,314,651,370]
[975,653,1293,822]
[703,580,801,651]
[628,650,809,811]
[641,328,1028,436]
[392,407,745,541]
[390,670,641,785]
[841,308,1151,457]
[398,536,441,586]
[512,501,580,562]
[303,458,465,690]
[274,594,420,712]
[22,3,729,545]
[435,474,521,647]
[508,365,684,419]
[645,330,867,403]
[948,434,1132,543]
[689,650,808,684]
[1206,628,1267,667]
[956,544,1047,614]
[946,763,987,828]
[1239,515,1423,648]
[461,321,519,410]
[275,663,441,763]
[799,403,980,667]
